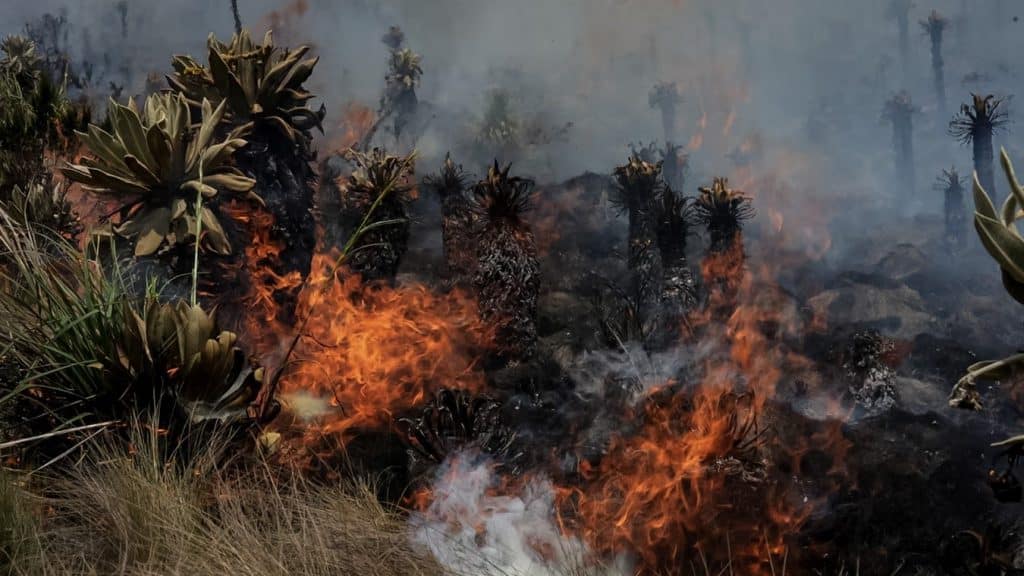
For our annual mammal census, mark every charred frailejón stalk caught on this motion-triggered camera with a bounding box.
[936,167,966,250]
[339,147,415,282]
[470,161,540,365]
[649,81,682,144]
[381,26,422,149]
[888,0,913,76]
[613,155,664,337]
[950,94,1008,205]
[652,185,697,346]
[661,141,688,192]
[424,154,475,285]
[696,177,753,253]
[920,10,949,116]
[884,91,917,196]
[696,177,753,315]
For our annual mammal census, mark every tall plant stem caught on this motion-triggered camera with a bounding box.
[191,160,204,307]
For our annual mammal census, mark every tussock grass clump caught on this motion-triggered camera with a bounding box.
[0,471,41,574]
[3,424,443,576]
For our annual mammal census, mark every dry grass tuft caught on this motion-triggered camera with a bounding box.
[3,424,442,576]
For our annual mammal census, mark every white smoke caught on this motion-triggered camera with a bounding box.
[410,450,628,576]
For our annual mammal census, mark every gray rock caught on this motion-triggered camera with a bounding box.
[808,273,936,340]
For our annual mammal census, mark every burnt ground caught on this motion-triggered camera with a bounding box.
[396,171,1024,572]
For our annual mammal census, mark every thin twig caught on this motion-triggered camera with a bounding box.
[764,531,777,576]
[0,420,118,450]
[230,0,242,34]
[191,157,204,307]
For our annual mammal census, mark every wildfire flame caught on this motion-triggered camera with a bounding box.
[327,102,377,155]
[277,255,491,439]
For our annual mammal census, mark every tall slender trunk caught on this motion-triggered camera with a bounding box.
[975,131,996,205]
[231,0,242,35]
[660,105,676,145]
[944,186,965,249]
[440,194,475,284]
[895,119,915,195]
[930,37,946,116]
[627,201,663,320]
[703,232,746,321]
[897,12,909,76]
[652,198,695,349]
[886,95,916,195]
[475,223,539,364]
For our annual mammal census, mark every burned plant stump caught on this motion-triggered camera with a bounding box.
[842,330,898,415]
[884,91,917,196]
[470,161,540,366]
[936,167,967,250]
[613,155,665,342]
[695,177,753,317]
[651,186,697,347]
[921,10,949,116]
[336,147,415,283]
[329,147,413,282]
[425,154,475,286]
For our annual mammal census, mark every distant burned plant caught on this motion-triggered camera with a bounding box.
[887,0,914,71]
[883,91,917,195]
[479,89,520,150]
[424,154,475,283]
[384,47,422,145]
[23,11,73,83]
[661,141,689,191]
[230,0,242,35]
[470,161,539,364]
[695,177,753,252]
[381,25,405,51]
[920,10,949,115]
[649,81,682,143]
[398,388,520,480]
[935,167,966,249]
[950,94,1009,204]
[386,49,423,96]
[338,147,416,282]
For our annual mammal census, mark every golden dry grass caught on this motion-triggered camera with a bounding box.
[0,427,442,576]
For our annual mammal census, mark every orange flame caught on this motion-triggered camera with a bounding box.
[326,102,376,154]
[276,255,491,439]
[687,111,707,151]
[550,234,845,572]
